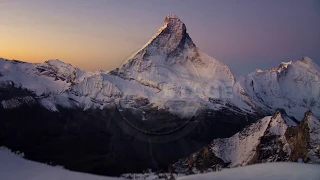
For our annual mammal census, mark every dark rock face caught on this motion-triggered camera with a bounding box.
[256,135,289,163]
[285,111,312,162]
[254,111,291,163]
[0,86,257,176]
[173,145,228,174]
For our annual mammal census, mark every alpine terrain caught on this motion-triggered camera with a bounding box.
[0,15,319,176]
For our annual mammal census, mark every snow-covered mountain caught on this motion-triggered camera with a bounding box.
[1,15,319,120]
[243,56,320,119]
[173,110,320,174]
[1,14,320,176]
[120,14,235,83]
[0,15,257,118]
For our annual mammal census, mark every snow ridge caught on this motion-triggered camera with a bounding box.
[209,111,293,167]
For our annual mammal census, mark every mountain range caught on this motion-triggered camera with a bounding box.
[0,15,319,176]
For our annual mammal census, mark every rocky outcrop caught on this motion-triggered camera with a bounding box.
[173,110,320,174]
[286,110,320,163]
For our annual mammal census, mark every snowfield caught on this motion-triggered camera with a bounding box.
[0,148,120,180]
[1,148,319,180]
[178,163,320,180]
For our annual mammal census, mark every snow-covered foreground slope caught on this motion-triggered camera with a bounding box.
[0,148,184,180]
[0,148,120,180]
[2,147,319,180]
[178,163,320,180]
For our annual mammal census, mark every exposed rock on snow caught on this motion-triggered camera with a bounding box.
[173,110,320,174]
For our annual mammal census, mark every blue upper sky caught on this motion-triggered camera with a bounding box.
[0,0,319,74]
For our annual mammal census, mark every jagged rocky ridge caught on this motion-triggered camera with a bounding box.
[0,15,320,176]
[173,110,320,174]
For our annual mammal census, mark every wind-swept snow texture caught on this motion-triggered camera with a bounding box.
[178,163,320,180]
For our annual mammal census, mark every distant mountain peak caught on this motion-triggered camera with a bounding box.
[263,56,319,73]
[44,59,73,67]
[297,56,313,64]
[245,56,320,120]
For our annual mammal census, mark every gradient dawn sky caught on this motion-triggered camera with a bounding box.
[1,0,319,74]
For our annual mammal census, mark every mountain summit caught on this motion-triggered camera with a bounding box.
[162,14,188,39]
[120,14,196,71]
[122,14,193,61]
[120,14,235,84]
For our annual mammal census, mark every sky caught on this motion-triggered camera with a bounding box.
[0,0,319,74]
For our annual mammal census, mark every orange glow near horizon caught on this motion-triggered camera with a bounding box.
[0,24,139,71]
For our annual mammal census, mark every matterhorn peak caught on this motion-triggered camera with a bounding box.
[119,14,236,85]
[163,14,186,33]
[120,14,196,71]
[165,14,179,19]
